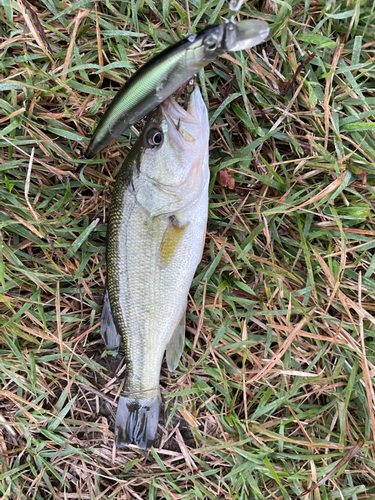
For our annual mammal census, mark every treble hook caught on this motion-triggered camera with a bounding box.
[227,0,245,23]
[183,76,196,109]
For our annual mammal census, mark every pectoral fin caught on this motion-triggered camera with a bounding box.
[100,289,121,353]
[159,216,189,269]
[166,313,186,372]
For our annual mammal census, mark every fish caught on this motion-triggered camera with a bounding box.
[100,85,209,449]
[85,19,269,158]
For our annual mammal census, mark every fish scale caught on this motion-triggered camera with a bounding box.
[101,86,210,448]
[109,171,208,390]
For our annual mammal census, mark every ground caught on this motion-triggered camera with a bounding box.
[0,0,375,499]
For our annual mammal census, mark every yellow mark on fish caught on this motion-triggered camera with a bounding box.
[159,216,189,269]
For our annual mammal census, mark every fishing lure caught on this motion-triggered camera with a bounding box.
[86,12,268,157]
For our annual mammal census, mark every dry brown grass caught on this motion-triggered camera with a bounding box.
[0,0,375,498]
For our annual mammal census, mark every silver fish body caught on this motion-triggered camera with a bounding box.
[100,86,209,448]
[86,19,268,158]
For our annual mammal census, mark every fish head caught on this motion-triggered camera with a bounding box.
[138,85,209,205]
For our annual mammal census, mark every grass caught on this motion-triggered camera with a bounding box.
[0,0,375,498]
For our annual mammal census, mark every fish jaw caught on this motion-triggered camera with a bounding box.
[163,86,210,205]
[161,85,209,147]
[136,86,209,217]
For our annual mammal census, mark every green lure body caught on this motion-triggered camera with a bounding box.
[86,19,269,157]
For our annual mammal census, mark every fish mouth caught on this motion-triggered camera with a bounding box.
[161,85,203,124]
[161,86,208,147]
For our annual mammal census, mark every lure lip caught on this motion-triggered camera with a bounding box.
[226,19,270,52]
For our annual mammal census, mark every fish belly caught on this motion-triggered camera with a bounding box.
[106,178,208,448]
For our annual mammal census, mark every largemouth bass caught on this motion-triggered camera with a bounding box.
[100,85,209,449]
[86,19,268,158]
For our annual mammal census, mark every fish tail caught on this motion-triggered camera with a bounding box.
[115,392,160,449]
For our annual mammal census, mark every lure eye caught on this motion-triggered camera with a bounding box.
[204,34,219,51]
[148,129,163,148]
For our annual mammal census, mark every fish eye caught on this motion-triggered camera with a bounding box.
[204,34,219,51]
[148,129,163,147]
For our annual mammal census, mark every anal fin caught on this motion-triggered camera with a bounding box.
[100,289,121,354]
[166,313,186,372]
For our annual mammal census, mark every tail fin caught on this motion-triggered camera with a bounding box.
[115,393,160,449]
